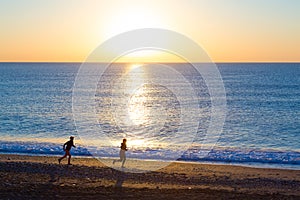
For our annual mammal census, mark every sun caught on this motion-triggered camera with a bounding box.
[104,6,165,39]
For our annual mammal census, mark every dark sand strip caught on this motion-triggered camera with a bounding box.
[0,154,299,199]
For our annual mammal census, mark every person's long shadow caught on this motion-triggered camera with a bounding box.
[113,165,151,189]
[112,169,128,200]
[114,168,126,188]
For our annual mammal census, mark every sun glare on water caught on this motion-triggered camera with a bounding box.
[129,139,145,148]
[128,85,148,126]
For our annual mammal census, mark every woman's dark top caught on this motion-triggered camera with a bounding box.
[120,142,127,151]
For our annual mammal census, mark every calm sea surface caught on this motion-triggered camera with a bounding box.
[0,63,299,169]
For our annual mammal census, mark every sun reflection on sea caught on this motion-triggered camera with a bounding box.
[128,86,148,125]
[104,63,184,151]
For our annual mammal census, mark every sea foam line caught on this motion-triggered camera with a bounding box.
[0,141,299,167]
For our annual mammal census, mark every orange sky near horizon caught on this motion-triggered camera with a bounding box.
[0,0,300,63]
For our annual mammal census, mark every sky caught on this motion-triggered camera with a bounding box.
[0,0,299,62]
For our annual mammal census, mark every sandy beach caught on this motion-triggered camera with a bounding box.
[0,154,299,199]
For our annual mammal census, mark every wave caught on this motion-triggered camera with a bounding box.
[0,141,91,156]
[180,147,300,166]
[0,141,299,168]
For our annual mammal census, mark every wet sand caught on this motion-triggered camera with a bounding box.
[0,154,299,199]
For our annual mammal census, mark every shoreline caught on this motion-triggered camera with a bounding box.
[1,139,300,170]
[1,151,300,171]
[1,154,300,199]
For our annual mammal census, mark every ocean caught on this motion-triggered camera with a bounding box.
[0,62,299,169]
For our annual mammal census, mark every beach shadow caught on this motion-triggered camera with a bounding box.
[115,172,126,188]
[49,171,57,183]
[114,167,128,188]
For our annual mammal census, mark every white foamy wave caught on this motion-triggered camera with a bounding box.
[1,141,299,169]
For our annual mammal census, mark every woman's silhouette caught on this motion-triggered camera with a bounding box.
[113,138,128,167]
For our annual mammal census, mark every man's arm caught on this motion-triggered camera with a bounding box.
[63,142,67,151]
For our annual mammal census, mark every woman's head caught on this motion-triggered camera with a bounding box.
[123,138,127,143]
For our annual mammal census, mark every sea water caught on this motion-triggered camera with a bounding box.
[0,63,299,169]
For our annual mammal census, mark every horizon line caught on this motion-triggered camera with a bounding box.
[0,61,299,64]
